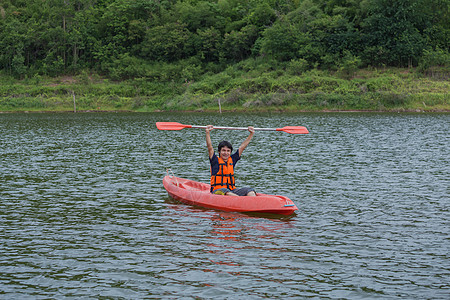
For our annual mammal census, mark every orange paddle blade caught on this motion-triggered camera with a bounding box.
[156,122,192,130]
[276,126,309,134]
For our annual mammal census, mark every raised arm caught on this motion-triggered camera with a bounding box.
[206,125,214,159]
[238,126,255,156]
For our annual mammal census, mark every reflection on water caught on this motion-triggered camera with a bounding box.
[0,112,449,299]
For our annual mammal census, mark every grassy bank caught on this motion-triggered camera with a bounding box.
[1,65,449,112]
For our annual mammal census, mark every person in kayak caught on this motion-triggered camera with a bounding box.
[206,124,257,196]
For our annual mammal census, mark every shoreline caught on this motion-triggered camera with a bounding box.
[1,107,449,114]
[1,67,448,114]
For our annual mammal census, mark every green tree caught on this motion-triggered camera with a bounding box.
[195,27,223,62]
[174,1,224,32]
[420,0,449,51]
[361,0,427,67]
[140,22,192,62]
[221,24,259,61]
[0,18,27,76]
[260,21,307,61]
[260,1,329,65]
[247,2,277,30]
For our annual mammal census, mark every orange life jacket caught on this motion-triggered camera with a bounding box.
[210,156,236,192]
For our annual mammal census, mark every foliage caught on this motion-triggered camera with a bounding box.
[0,0,448,80]
[1,65,448,112]
[417,48,450,79]
[0,0,449,113]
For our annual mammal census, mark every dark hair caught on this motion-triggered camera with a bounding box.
[218,140,233,152]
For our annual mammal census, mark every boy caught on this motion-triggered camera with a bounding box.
[206,125,256,196]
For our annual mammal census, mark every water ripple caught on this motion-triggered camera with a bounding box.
[1,112,449,299]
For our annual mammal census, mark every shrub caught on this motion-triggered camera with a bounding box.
[287,59,310,75]
[337,52,361,79]
[417,48,450,79]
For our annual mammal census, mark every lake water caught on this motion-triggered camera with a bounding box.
[0,112,449,299]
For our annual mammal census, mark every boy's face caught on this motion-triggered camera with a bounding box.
[219,146,232,161]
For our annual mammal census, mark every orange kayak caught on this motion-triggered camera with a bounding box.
[163,175,298,215]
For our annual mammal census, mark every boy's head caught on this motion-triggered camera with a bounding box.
[218,141,233,161]
[218,140,233,153]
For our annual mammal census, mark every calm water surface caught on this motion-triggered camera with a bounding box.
[0,112,449,299]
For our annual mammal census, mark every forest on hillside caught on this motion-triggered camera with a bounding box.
[1,0,449,81]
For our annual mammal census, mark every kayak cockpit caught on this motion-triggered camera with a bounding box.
[168,177,207,191]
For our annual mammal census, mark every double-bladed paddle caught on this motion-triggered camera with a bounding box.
[156,122,309,134]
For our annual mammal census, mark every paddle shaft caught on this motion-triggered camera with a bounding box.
[191,125,278,132]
